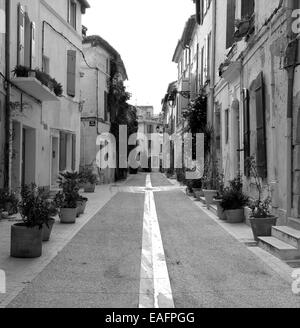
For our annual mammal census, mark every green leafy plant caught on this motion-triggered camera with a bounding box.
[0,189,19,215]
[221,175,249,210]
[80,168,98,185]
[246,156,273,218]
[55,172,81,209]
[13,65,64,97]
[19,184,57,229]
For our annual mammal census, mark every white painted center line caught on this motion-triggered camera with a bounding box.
[139,175,175,308]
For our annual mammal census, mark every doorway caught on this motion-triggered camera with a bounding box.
[21,127,36,186]
[51,136,59,187]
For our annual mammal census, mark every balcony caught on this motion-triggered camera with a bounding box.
[12,66,63,102]
[12,77,59,102]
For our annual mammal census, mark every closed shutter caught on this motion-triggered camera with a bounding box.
[243,89,251,176]
[71,134,76,171]
[59,132,67,171]
[203,37,207,82]
[30,22,36,69]
[67,50,76,97]
[226,0,236,49]
[255,72,267,178]
[196,0,201,25]
[17,4,25,65]
[241,0,254,18]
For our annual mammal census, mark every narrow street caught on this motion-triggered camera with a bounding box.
[7,173,300,308]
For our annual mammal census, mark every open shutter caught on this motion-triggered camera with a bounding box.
[255,72,267,178]
[71,134,76,171]
[59,132,67,171]
[243,89,251,176]
[17,4,25,65]
[241,0,254,18]
[30,22,36,69]
[67,50,76,97]
[226,0,236,49]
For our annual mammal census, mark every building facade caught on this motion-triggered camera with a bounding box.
[0,0,5,188]
[80,35,127,184]
[137,106,164,171]
[167,0,300,228]
[3,0,89,190]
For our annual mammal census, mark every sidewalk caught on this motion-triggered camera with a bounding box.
[0,178,132,308]
[168,177,298,285]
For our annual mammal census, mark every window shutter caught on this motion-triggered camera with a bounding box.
[255,72,267,178]
[59,132,67,171]
[226,0,236,49]
[17,4,25,65]
[243,89,251,176]
[200,0,204,24]
[196,0,201,25]
[71,134,76,171]
[67,50,76,97]
[241,0,254,18]
[30,22,36,69]
[104,91,108,121]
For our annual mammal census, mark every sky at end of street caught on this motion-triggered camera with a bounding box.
[82,0,195,114]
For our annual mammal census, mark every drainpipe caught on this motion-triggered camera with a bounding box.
[285,0,299,217]
[4,0,11,189]
[210,0,217,168]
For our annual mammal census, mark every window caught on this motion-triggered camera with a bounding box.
[147,125,153,134]
[206,32,211,81]
[42,56,50,74]
[67,50,76,97]
[104,91,108,121]
[225,109,229,144]
[17,4,25,66]
[200,46,204,86]
[241,0,254,18]
[243,89,250,176]
[72,135,76,171]
[255,72,267,178]
[68,0,77,30]
[226,0,236,49]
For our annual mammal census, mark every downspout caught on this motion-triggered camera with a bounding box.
[285,0,299,217]
[210,0,217,166]
[4,0,11,189]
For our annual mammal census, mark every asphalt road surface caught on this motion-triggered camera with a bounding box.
[8,173,300,308]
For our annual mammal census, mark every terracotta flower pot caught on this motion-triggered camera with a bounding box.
[60,208,77,224]
[84,183,96,193]
[76,200,88,217]
[203,190,218,206]
[193,188,204,200]
[42,218,55,242]
[225,209,245,224]
[11,224,43,258]
[214,199,226,220]
[249,216,278,242]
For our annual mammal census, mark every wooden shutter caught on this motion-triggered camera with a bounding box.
[30,22,36,69]
[243,89,251,176]
[59,132,67,171]
[255,72,267,178]
[196,0,201,25]
[71,134,76,171]
[241,0,254,18]
[67,50,76,97]
[226,0,236,49]
[17,4,25,65]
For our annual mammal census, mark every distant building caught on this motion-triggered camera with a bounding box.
[136,106,164,172]
[80,34,127,184]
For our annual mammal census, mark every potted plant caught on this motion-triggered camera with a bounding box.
[220,175,249,223]
[202,159,218,206]
[11,184,56,258]
[0,189,19,216]
[213,174,226,220]
[189,179,204,200]
[56,172,81,224]
[76,195,88,217]
[166,169,174,179]
[80,168,98,193]
[246,157,278,241]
